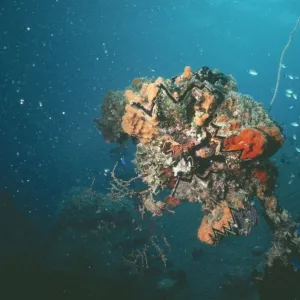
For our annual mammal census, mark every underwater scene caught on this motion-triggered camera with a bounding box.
[1,1,300,299]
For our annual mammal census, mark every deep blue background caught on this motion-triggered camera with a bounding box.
[1,0,300,211]
[1,1,300,298]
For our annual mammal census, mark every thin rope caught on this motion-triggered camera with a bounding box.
[269,17,300,111]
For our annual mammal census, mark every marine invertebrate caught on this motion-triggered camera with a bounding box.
[175,66,193,85]
[193,89,218,126]
[125,77,163,111]
[198,202,235,245]
[121,104,158,144]
[223,128,266,160]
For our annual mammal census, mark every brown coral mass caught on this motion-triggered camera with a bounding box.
[175,66,193,85]
[194,92,216,126]
[124,77,163,110]
[121,104,158,144]
[201,92,215,113]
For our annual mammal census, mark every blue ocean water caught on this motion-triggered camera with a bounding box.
[1,1,300,299]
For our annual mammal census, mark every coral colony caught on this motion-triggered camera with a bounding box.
[96,66,300,266]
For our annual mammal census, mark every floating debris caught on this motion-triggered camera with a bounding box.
[288,75,294,80]
[286,89,293,94]
[291,122,299,127]
[293,93,298,100]
[293,134,297,140]
[286,93,292,98]
[248,69,258,76]
[296,147,300,153]
[281,63,287,68]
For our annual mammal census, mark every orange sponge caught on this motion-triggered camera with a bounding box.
[223,128,266,160]
[125,77,163,110]
[197,202,234,245]
[121,104,158,144]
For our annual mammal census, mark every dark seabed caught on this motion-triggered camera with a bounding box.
[1,1,300,299]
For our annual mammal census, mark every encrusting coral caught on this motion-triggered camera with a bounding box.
[97,66,289,251]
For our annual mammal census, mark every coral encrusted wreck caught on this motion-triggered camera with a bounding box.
[96,66,285,246]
